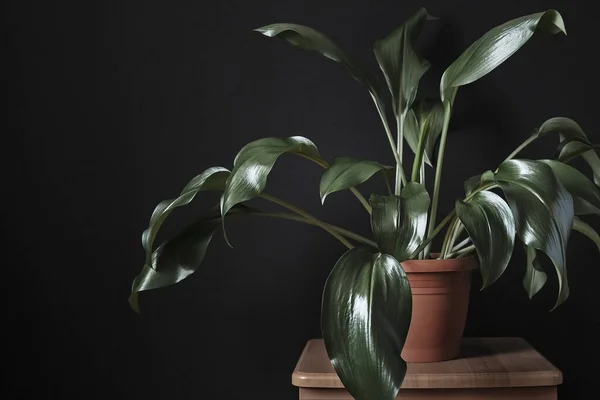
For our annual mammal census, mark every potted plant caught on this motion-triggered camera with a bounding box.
[130,7,600,400]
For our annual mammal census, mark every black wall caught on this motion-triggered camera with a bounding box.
[6,0,599,399]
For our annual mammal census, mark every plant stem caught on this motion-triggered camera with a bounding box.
[440,218,458,258]
[249,211,377,248]
[411,123,428,182]
[299,154,372,214]
[447,244,476,259]
[259,193,354,249]
[451,236,471,253]
[441,219,466,258]
[395,115,405,194]
[504,134,537,162]
[371,94,407,189]
[425,101,453,256]
[410,210,456,258]
[415,182,497,259]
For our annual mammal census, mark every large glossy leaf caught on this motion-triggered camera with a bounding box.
[141,167,230,265]
[456,191,516,288]
[572,217,600,252]
[440,10,565,102]
[494,159,574,309]
[535,117,600,186]
[130,205,251,313]
[373,8,433,116]
[221,136,320,217]
[540,159,600,215]
[370,182,430,261]
[320,157,393,203]
[321,247,412,400]
[523,245,547,299]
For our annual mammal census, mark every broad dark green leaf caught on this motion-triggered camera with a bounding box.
[320,157,393,203]
[572,217,600,252]
[494,159,574,309]
[221,136,320,217]
[523,245,547,299]
[321,247,412,400]
[403,109,420,163]
[131,205,251,313]
[141,167,230,265]
[456,191,516,288]
[373,8,433,115]
[440,10,565,102]
[540,159,600,215]
[537,117,600,186]
[370,182,430,261]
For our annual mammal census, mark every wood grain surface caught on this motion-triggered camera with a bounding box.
[292,338,562,389]
[299,387,557,400]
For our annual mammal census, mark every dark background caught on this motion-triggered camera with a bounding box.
[6,0,599,399]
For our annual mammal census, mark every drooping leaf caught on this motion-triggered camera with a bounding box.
[456,191,516,288]
[494,159,574,309]
[373,8,434,116]
[536,117,600,186]
[254,23,374,89]
[370,182,430,261]
[540,159,600,215]
[141,167,230,265]
[253,23,389,123]
[130,205,251,313]
[321,247,412,400]
[572,217,600,252]
[320,157,393,204]
[221,136,320,217]
[440,10,566,102]
[523,245,547,299]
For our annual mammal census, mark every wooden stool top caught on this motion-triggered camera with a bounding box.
[292,338,562,389]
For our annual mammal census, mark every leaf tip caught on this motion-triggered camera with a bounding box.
[128,292,141,314]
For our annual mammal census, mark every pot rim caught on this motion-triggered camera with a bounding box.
[401,254,478,273]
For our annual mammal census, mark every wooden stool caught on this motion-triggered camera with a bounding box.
[292,338,562,399]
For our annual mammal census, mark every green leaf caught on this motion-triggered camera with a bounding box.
[572,217,600,252]
[540,159,600,215]
[373,8,434,115]
[321,247,412,400]
[131,205,251,313]
[370,182,430,261]
[221,136,320,218]
[254,23,373,89]
[320,157,393,203]
[440,10,566,102]
[536,117,600,186]
[456,191,516,288]
[523,245,547,299]
[494,159,574,309]
[141,167,230,265]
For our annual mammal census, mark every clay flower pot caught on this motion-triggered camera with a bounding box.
[400,255,478,363]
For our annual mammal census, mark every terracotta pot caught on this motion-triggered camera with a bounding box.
[400,255,478,363]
